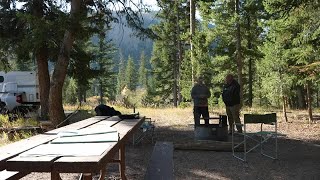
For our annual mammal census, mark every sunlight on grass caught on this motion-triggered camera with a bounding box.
[0,115,40,146]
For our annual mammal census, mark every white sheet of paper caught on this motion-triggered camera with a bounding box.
[57,126,117,137]
[19,143,113,157]
[51,132,119,144]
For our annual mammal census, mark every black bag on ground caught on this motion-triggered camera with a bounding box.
[94,104,122,116]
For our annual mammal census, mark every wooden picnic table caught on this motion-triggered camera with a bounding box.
[0,115,145,180]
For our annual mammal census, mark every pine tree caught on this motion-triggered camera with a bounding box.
[125,56,138,91]
[150,0,189,106]
[138,51,148,88]
[261,0,320,122]
[117,52,126,94]
[198,0,267,107]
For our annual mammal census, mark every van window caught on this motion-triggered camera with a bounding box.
[0,76,4,83]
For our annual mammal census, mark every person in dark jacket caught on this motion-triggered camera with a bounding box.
[222,74,242,133]
[191,76,211,126]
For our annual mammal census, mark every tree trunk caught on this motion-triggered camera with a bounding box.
[173,39,178,107]
[177,40,183,105]
[49,0,82,126]
[36,47,50,120]
[100,79,104,104]
[32,0,50,120]
[297,86,307,109]
[247,16,253,107]
[235,0,243,107]
[317,88,319,107]
[177,2,182,106]
[190,0,195,84]
[282,95,288,122]
[306,82,313,123]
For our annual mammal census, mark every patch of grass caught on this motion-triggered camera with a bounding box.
[0,115,39,128]
[0,115,40,146]
[0,115,11,128]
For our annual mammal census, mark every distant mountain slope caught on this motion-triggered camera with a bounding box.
[108,12,158,65]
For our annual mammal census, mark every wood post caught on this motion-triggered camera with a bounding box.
[51,171,61,180]
[119,144,126,180]
[80,173,92,180]
[282,95,288,122]
[306,82,313,123]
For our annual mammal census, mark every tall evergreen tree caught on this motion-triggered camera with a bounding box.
[1,0,150,125]
[261,0,320,122]
[151,0,189,106]
[138,51,148,88]
[117,52,126,94]
[198,0,266,106]
[125,56,138,91]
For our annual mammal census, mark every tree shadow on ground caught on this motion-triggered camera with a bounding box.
[120,125,320,180]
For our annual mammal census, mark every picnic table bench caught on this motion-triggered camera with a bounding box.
[145,141,174,180]
[0,115,145,180]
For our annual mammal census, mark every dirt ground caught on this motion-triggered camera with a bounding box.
[22,107,320,180]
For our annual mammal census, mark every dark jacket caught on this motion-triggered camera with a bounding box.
[222,79,240,106]
[191,83,211,107]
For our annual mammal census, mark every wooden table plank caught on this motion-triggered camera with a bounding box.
[0,134,56,170]
[0,170,29,180]
[46,116,110,134]
[145,142,174,180]
[4,117,124,173]
[0,116,111,171]
[52,117,145,173]
[51,133,118,144]
[6,155,59,172]
[3,116,145,176]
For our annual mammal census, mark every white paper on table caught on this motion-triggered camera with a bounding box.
[57,126,117,137]
[19,143,113,157]
[51,132,119,144]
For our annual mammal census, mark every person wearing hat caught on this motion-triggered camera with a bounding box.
[191,76,211,126]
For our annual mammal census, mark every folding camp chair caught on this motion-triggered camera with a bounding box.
[232,113,278,162]
[133,118,155,145]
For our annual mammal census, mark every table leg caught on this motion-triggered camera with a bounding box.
[119,143,127,180]
[98,168,106,180]
[51,171,61,180]
[81,173,92,180]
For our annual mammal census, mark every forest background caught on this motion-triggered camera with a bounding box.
[0,0,319,125]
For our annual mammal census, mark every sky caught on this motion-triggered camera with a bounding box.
[16,0,160,11]
[140,0,159,10]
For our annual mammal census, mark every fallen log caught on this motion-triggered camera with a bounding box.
[174,140,243,152]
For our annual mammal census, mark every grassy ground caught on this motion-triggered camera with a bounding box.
[0,115,39,146]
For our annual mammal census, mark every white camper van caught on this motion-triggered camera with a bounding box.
[0,71,40,113]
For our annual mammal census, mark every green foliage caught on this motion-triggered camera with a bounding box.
[117,53,127,94]
[149,0,189,105]
[180,51,193,101]
[138,51,148,88]
[258,0,320,107]
[64,78,78,105]
[125,56,138,91]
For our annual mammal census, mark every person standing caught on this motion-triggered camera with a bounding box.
[191,77,211,126]
[222,74,242,134]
